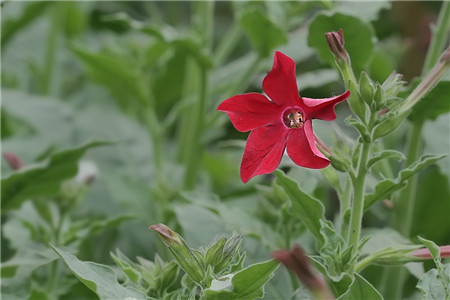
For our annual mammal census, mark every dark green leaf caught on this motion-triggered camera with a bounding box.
[203,259,279,300]
[407,80,450,122]
[274,170,328,245]
[364,154,447,211]
[308,13,374,74]
[1,141,110,213]
[338,273,383,300]
[51,245,146,300]
[239,9,288,57]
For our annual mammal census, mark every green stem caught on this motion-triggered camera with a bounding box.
[397,121,424,234]
[422,1,450,74]
[347,142,371,259]
[41,4,60,95]
[339,176,352,237]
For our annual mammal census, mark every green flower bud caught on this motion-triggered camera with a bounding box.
[359,72,374,106]
[374,83,384,107]
[347,79,368,122]
[150,224,205,285]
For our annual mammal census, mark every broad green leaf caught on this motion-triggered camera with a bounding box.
[308,12,374,74]
[334,1,391,22]
[417,237,450,299]
[406,80,450,122]
[338,273,383,300]
[366,150,406,171]
[51,245,146,300]
[274,170,327,245]
[1,141,110,213]
[364,154,446,211]
[411,165,450,244]
[417,263,450,300]
[202,259,279,300]
[239,9,288,57]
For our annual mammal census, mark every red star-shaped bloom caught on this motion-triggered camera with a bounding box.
[218,51,350,183]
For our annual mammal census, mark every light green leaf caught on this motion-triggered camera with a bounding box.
[417,263,450,300]
[416,237,450,299]
[1,140,110,213]
[307,12,374,74]
[202,259,279,300]
[364,154,447,211]
[338,273,383,300]
[239,9,287,57]
[51,245,146,300]
[274,170,328,245]
[367,150,406,171]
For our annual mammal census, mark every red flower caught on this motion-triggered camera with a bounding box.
[218,51,350,183]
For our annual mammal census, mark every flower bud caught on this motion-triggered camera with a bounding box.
[150,224,205,285]
[408,245,450,259]
[273,245,334,300]
[3,152,23,170]
[325,29,349,67]
[381,71,405,99]
[359,72,375,106]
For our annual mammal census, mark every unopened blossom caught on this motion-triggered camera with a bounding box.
[273,245,334,300]
[218,51,350,182]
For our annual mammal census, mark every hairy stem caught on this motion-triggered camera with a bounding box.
[347,142,371,259]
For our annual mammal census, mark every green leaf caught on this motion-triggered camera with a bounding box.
[51,245,146,300]
[411,165,450,244]
[417,263,450,300]
[407,80,450,122]
[338,273,383,300]
[1,141,110,213]
[202,259,279,300]
[417,237,450,299]
[345,117,371,142]
[364,154,446,211]
[1,2,51,48]
[239,9,288,57]
[371,110,409,140]
[274,170,328,245]
[366,150,406,171]
[308,13,374,74]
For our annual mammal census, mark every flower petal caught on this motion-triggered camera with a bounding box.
[286,120,330,169]
[262,51,300,106]
[241,125,288,183]
[302,90,350,121]
[217,93,281,132]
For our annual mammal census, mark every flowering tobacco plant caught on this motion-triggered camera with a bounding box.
[218,51,350,183]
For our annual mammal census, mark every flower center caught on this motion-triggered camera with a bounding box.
[283,108,305,129]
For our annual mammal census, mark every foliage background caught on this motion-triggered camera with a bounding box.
[1,1,449,299]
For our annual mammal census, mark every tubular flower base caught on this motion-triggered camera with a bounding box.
[218,51,350,183]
